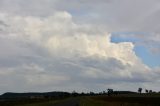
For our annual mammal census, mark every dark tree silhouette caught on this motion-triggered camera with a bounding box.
[138,88,142,93]
[149,90,152,93]
[72,90,78,97]
[145,89,148,93]
[107,88,113,96]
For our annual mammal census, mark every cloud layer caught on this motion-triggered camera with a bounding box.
[0,10,159,93]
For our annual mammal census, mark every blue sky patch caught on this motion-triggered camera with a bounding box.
[111,32,160,68]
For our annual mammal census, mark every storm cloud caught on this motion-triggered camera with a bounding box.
[0,0,159,93]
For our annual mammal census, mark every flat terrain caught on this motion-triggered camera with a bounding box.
[51,98,79,106]
[18,96,160,106]
[13,97,80,106]
[1,94,160,106]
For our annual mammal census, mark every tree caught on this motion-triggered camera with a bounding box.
[138,88,142,93]
[103,91,106,95]
[72,90,78,97]
[149,90,152,93]
[89,92,95,96]
[145,89,148,93]
[107,88,113,96]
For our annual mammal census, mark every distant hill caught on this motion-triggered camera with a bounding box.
[0,91,70,99]
[0,91,137,99]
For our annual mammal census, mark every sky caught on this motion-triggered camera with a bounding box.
[0,0,160,94]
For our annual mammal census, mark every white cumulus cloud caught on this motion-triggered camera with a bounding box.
[0,11,158,93]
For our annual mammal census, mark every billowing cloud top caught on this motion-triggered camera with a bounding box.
[0,0,160,93]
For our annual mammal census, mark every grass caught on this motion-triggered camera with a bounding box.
[16,97,75,106]
[93,95,160,103]
[80,97,108,106]
[80,95,160,106]
[1,94,160,106]
[17,100,58,106]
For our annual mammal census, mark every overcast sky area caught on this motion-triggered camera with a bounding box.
[0,0,160,94]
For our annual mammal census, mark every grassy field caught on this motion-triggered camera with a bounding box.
[1,94,160,106]
[81,95,160,106]
[15,96,160,106]
[15,97,79,106]
[0,98,69,106]
[80,97,109,106]
[17,100,59,106]
[15,98,71,106]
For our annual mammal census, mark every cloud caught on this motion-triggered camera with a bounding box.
[0,10,158,93]
[0,0,159,55]
[112,32,160,55]
[52,0,160,32]
[0,0,160,32]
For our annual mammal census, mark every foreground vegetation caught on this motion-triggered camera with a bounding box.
[1,91,160,106]
[0,96,160,106]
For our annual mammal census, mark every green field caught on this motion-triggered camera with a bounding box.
[1,94,160,106]
[80,94,160,106]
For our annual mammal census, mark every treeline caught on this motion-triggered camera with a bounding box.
[0,90,137,100]
[0,92,71,106]
[0,90,160,106]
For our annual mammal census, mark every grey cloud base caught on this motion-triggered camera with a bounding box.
[0,0,160,93]
[0,11,159,94]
